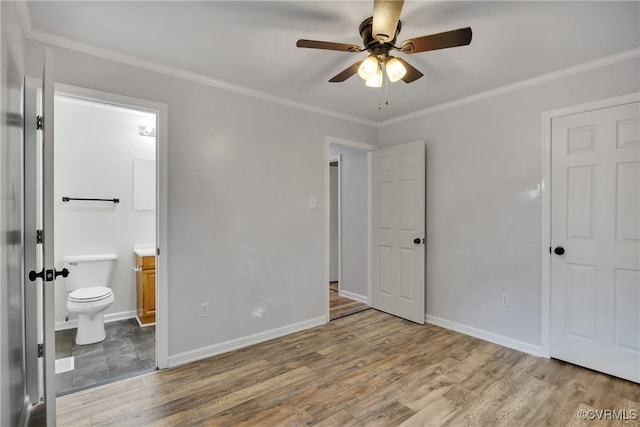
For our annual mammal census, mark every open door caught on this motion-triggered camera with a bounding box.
[372,140,425,323]
[25,48,57,425]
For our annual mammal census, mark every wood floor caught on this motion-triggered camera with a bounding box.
[329,282,370,321]
[53,309,640,426]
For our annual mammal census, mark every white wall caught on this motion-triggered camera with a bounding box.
[26,40,377,362]
[378,56,640,350]
[329,145,369,300]
[53,96,156,329]
[0,1,27,425]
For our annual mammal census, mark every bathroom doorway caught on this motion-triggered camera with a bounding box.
[52,91,159,395]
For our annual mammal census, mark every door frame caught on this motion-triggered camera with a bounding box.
[52,82,170,368]
[540,92,640,358]
[23,79,43,407]
[324,137,378,321]
[328,155,341,289]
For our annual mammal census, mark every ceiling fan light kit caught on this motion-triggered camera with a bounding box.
[358,55,380,80]
[296,0,472,106]
[365,67,383,88]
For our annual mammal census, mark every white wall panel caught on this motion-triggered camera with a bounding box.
[566,263,596,341]
[614,268,640,351]
[616,162,639,241]
[567,166,596,240]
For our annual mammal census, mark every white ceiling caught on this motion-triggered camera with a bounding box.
[22,1,640,124]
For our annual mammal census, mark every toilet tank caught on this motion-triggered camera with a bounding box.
[62,254,118,291]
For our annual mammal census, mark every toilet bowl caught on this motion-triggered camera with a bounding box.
[63,254,117,345]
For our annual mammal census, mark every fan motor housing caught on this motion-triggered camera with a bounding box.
[359,16,401,51]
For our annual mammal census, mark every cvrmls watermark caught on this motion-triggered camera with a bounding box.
[576,409,638,421]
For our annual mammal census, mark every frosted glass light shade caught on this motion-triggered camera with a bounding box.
[358,55,379,80]
[365,68,383,87]
[385,57,406,82]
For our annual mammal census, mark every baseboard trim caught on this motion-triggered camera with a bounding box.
[426,314,543,357]
[18,396,31,427]
[55,310,137,331]
[168,315,327,368]
[339,290,369,305]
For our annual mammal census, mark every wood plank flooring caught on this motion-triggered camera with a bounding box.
[53,309,640,426]
[329,283,370,321]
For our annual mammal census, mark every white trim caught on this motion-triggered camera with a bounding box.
[22,27,376,128]
[328,155,342,288]
[328,136,378,151]
[50,83,170,369]
[18,396,31,427]
[55,310,137,332]
[426,315,543,357]
[15,1,32,38]
[540,110,552,359]
[168,316,326,368]
[135,317,155,328]
[540,92,640,359]
[367,150,373,305]
[339,290,369,305]
[323,143,331,323]
[379,49,640,128]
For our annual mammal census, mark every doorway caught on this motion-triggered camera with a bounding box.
[326,139,375,320]
[52,94,158,394]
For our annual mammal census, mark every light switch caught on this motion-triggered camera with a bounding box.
[308,196,317,209]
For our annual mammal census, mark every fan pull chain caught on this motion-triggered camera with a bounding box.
[378,62,383,110]
[384,63,390,106]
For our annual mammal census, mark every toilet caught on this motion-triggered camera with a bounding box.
[62,254,117,345]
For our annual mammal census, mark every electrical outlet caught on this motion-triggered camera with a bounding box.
[200,303,209,318]
[501,293,510,307]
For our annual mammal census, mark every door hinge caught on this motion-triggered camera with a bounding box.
[36,229,43,244]
[38,343,44,358]
[157,248,160,256]
[36,115,43,130]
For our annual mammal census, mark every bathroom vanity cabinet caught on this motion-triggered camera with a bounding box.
[135,254,156,325]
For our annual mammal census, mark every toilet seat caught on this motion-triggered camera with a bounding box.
[68,286,113,303]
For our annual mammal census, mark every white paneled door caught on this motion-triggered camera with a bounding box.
[372,141,425,324]
[551,101,640,383]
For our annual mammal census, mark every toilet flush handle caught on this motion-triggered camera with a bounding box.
[132,265,142,272]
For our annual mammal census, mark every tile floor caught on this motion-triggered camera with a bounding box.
[55,318,155,395]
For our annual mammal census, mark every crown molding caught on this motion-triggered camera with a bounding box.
[15,1,32,38]
[18,10,377,128]
[377,48,640,128]
[17,2,639,131]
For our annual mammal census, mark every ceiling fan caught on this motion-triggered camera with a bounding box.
[296,0,472,87]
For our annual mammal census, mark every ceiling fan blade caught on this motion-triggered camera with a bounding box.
[393,57,423,83]
[372,0,404,43]
[401,27,472,54]
[329,61,363,82]
[296,39,362,52]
